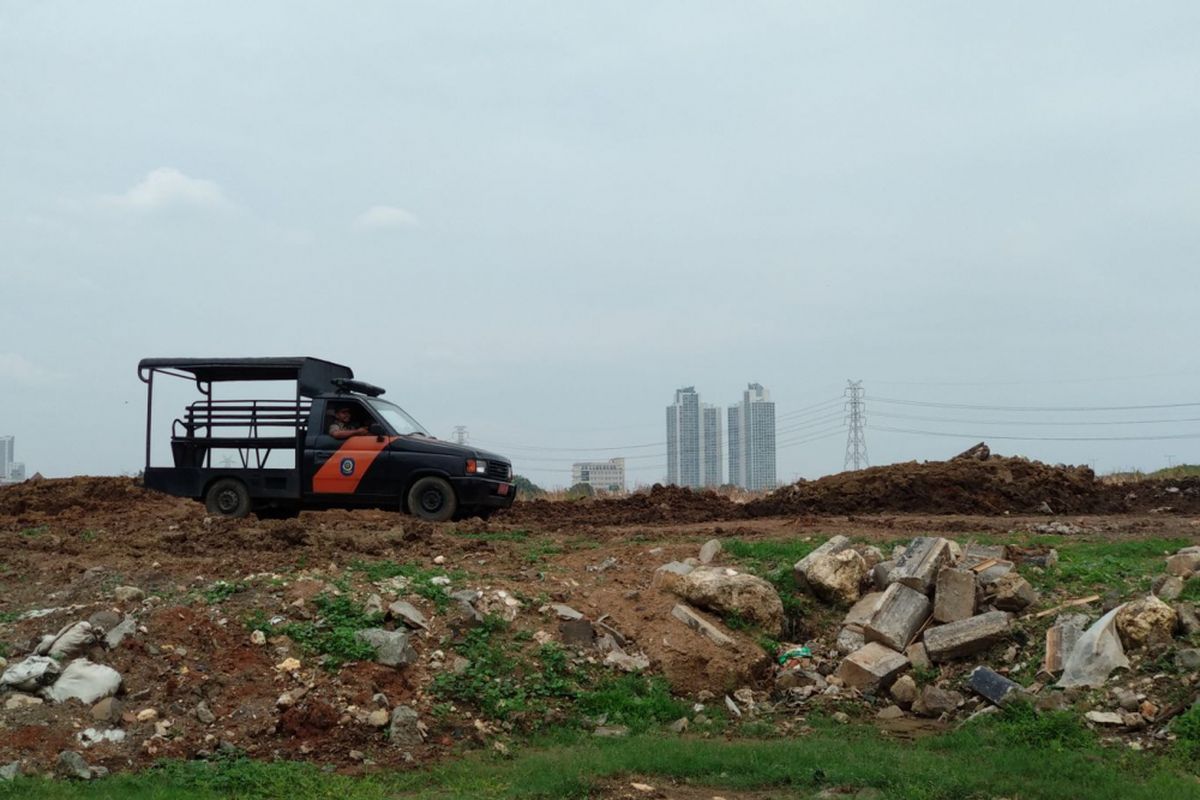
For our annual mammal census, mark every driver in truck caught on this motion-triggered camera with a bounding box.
[328,405,370,440]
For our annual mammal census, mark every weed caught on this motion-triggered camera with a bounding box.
[1178,577,1200,604]
[577,674,689,733]
[203,580,247,604]
[1028,538,1190,596]
[79,529,99,542]
[521,541,563,564]
[268,593,381,669]
[987,701,1094,751]
[350,560,462,611]
[0,611,19,624]
[18,525,48,538]
[1170,704,1200,769]
[910,663,940,686]
[452,529,530,543]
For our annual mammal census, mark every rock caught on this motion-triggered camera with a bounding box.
[1114,596,1178,649]
[836,626,866,655]
[1178,648,1200,670]
[668,717,689,733]
[1166,552,1200,577]
[673,567,784,635]
[44,659,122,704]
[975,560,1016,589]
[367,709,390,727]
[961,543,1007,567]
[364,594,384,616]
[652,562,695,591]
[91,697,123,723]
[698,539,722,564]
[275,657,302,672]
[0,762,19,781]
[195,701,216,725]
[835,642,909,691]
[56,751,93,780]
[1,656,61,692]
[1151,575,1184,601]
[913,685,962,717]
[433,555,446,565]
[355,629,418,667]
[889,674,917,707]
[77,728,126,747]
[388,600,430,629]
[388,705,422,746]
[777,668,827,691]
[5,693,43,710]
[549,604,584,621]
[891,537,952,594]
[794,535,852,591]
[877,704,905,720]
[905,642,931,671]
[559,619,595,648]
[250,630,267,646]
[923,611,1011,662]
[1140,700,1159,720]
[1114,688,1141,711]
[104,616,137,649]
[136,708,159,722]
[113,586,144,603]
[933,568,976,623]
[860,546,885,570]
[1085,710,1125,726]
[593,725,630,737]
[1038,501,1054,514]
[990,573,1039,612]
[670,604,734,647]
[1175,602,1200,636]
[476,590,521,621]
[871,560,896,590]
[864,583,932,651]
[967,666,1024,706]
[806,550,868,605]
[604,650,650,672]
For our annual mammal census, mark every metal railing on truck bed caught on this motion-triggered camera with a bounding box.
[170,399,310,469]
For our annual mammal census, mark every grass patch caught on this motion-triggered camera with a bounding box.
[1178,577,1200,604]
[249,593,381,669]
[521,541,563,564]
[452,529,531,543]
[18,525,48,538]
[202,580,248,604]
[725,537,823,640]
[1029,538,1190,596]
[7,720,1200,800]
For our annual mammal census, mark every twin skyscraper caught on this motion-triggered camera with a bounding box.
[666,384,776,491]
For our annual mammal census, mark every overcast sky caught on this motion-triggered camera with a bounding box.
[3,2,1200,488]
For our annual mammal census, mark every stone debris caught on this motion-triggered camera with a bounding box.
[864,583,931,651]
[794,535,852,591]
[806,549,868,605]
[989,572,1039,612]
[670,604,733,647]
[835,642,909,691]
[923,611,1011,662]
[698,539,722,564]
[967,666,1024,706]
[104,616,137,649]
[388,600,430,629]
[891,537,953,594]
[932,567,975,623]
[672,567,784,635]
[1114,596,1178,649]
[56,750,95,780]
[355,629,418,667]
[652,561,694,591]
[113,586,145,603]
[1041,613,1089,677]
[913,685,963,718]
[388,705,424,746]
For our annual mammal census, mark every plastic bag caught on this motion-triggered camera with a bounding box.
[1057,604,1129,688]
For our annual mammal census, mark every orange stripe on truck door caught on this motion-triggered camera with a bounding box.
[312,436,397,494]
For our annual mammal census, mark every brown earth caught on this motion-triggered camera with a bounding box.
[1,463,1198,778]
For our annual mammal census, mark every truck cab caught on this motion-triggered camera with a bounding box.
[137,357,515,521]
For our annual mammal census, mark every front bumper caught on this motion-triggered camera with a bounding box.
[450,476,517,510]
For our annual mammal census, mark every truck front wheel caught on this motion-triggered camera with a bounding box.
[205,478,251,519]
[407,477,457,522]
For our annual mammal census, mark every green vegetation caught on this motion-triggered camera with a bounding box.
[202,580,248,604]
[725,537,822,638]
[18,525,48,538]
[564,482,594,499]
[510,474,545,498]
[1171,704,1200,765]
[1027,537,1190,596]
[350,560,463,611]
[452,529,530,543]
[6,714,1199,800]
[520,541,563,564]
[248,593,380,669]
[1178,576,1200,604]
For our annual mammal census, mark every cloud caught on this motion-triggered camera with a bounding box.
[103,168,229,212]
[353,205,419,231]
[0,353,59,386]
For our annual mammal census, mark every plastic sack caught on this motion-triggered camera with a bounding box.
[43,658,122,704]
[1057,604,1129,688]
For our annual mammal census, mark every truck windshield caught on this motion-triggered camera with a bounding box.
[367,398,431,437]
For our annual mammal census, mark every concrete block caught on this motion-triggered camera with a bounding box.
[933,567,976,623]
[923,611,1011,662]
[991,573,1039,612]
[892,537,952,594]
[835,642,909,691]
[967,666,1024,706]
[864,583,932,651]
[670,604,732,647]
[843,591,885,628]
[793,535,852,590]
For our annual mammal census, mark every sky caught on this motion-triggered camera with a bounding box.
[2,2,1200,488]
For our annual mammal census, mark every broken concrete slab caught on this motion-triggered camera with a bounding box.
[1042,613,1088,677]
[990,572,1039,612]
[836,626,866,655]
[913,685,963,717]
[670,604,733,647]
[698,539,722,564]
[864,583,932,651]
[558,619,595,648]
[974,560,1016,588]
[794,535,852,591]
[891,537,952,594]
[906,642,931,671]
[1151,575,1184,602]
[103,616,137,649]
[355,629,418,667]
[1175,602,1200,636]
[387,600,429,629]
[923,611,1011,662]
[652,561,695,592]
[933,567,975,623]
[968,666,1024,706]
[871,560,896,590]
[836,642,909,691]
[843,592,885,628]
[673,567,784,635]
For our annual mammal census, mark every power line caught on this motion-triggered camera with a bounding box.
[871,411,1200,427]
[871,397,1200,412]
[869,425,1200,442]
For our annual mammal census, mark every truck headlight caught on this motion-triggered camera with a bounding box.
[466,459,488,474]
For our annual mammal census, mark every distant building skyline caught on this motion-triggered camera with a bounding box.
[728,383,777,491]
[571,457,626,493]
[0,435,25,485]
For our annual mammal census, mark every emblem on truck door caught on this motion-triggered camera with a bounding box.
[339,457,356,476]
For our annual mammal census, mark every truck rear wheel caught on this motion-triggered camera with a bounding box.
[407,476,457,522]
[205,478,251,519]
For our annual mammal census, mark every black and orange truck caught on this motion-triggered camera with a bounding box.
[137,357,515,521]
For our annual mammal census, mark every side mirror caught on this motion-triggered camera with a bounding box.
[368,423,385,437]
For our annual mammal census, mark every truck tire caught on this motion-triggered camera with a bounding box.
[205,478,251,519]
[407,476,457,522]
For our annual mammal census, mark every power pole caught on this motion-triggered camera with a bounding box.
[844,380,868,471]
[452,426,468,445]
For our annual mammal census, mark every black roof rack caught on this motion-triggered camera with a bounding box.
[138,357,354,398]
[331,378,386,397]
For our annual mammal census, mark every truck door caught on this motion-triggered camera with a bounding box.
[306,399,394,500]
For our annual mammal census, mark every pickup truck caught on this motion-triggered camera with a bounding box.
[137,357,515,521]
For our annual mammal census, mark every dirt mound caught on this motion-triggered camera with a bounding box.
[501,484,743,527]
[0,476,191,522]
[746,456,1200,516]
